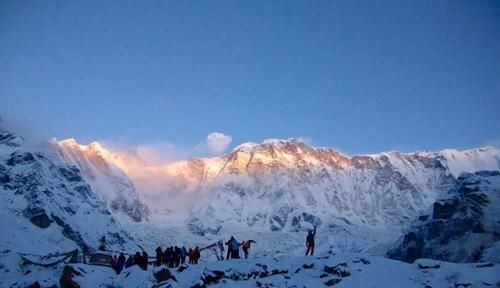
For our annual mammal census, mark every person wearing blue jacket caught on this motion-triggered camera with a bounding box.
[230,236,240,259]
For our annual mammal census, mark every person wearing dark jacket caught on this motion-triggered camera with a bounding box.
[305,226,316,256]
[173,246,181,267]
[229,237,240,259]
[124,255,134,269]
[188,248,194,264]
[133,252,142,268]
[225,238,232,260]
[116,253,126,274]
[142,251,149,270]
[193,246,200,264]
[155,246,163,266]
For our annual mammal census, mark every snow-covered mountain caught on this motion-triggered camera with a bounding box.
[53,138,149,222]
[171,140,498,237]
[0,123,137,257]
[55,138,499,241]
[388,170,500,263]
[50,137,499,259]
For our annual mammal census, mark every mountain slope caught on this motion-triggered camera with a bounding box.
[388,170,500,263]
[0,125,137,256]
[52,138,500,254]
[54,139,149,222]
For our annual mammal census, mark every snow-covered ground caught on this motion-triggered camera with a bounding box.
[4,252,499,287]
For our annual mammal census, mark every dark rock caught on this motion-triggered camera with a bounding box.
[203,270,225,285]
[59,266,81,288]
[324,278,342,286]
[177,264,188,272]
[0,164,9,184]
[433,198,459,220]
[58,167,83,182]
[154,268,177,283]
[475,263,494,268]
[419,215,429,221]
[302,263,314,269]
[6,152,35,166]
[51,215,87,249]
[324,263,350,277]
[271,269,287,275]
[418,263,441,269]
[26,281,40,288]
[352,258,370,264]
[23,206,52,229]
[291,212,322,230]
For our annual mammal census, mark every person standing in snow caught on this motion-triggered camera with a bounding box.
[155,246,163,266]
[218,241,225,261]
[142,251,149,270]
[133,251,142,268]
[229,236,240,259]
[110,255,117,273]
[305,226,316,256]
[116,253,125,274]
[124,255,134,268]
[188,248,194,264]
[193,246,201,264]
[240,240,256,259]
[173,246,181,267]
[181,246,187,265]
[225,237,232,260]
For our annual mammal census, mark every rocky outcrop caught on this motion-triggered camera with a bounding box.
[388,171,500,263]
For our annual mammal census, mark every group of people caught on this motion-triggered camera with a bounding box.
[224,237,256,260]
[102,227,315,274]
[109,251,149,274]
[154,246,201,267]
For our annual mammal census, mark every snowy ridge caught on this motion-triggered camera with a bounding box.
[0,126,138,257]
[54,138,149,222]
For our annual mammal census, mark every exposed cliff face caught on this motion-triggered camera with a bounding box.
[388,171,500,263]
[54,139,149,222]
[0,126,136,254]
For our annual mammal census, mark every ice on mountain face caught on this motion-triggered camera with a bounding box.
[388,170,500,263]
[55,139,149,222]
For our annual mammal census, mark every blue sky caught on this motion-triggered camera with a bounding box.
[1,0,499,156]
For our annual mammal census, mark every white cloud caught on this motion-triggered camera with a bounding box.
[205,132,233,154]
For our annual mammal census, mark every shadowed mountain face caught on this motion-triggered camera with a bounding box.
[388,171,500,263]
[0,124,136,254]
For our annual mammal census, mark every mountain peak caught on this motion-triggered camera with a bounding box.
[232,138,311,153]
